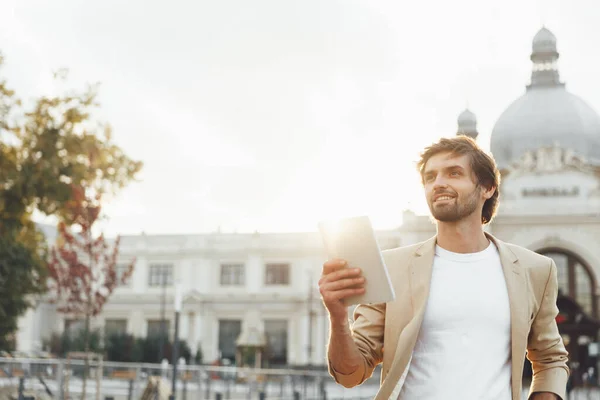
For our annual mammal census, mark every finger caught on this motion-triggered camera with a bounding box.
[324,287,366,303]
[322,259,347,275]
[322,276,366,293]
[321,267,362,285]
[319,267,359,287]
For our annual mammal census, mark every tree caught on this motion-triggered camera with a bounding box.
[0,232,46,350]
[0,53,50,347]
[47,184,135,398]
[0,51,142,348]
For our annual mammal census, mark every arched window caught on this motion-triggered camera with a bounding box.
[537,249,597,318]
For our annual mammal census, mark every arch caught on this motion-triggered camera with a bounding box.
[520,242,600,386]
[535,246,598,318]
[535,246,599,290]
[525,235,600,279]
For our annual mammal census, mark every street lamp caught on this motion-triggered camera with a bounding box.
[170,282,183,400]
[158,268,168,362]
[307,271,314,368]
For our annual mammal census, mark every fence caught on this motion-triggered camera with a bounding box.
[2,358,597,400]
[0,357,380,400]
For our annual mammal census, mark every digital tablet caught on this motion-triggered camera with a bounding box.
[318,216,396,306]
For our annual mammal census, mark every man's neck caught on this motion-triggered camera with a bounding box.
[435,219,489,254]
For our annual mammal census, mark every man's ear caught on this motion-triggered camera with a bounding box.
[482,185,496,200]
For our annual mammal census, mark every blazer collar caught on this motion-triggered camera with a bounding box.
[413,232,517,259]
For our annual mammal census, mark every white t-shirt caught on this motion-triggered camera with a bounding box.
[397,242,512,400]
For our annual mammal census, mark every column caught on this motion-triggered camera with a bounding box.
[246,255,263,294]
[196,312,210,363]
[195,260,213,294]
[15,308,35,352]
[288,316,299,364]
[207,313,219,362]
[133,256,148,294]
[315,311,327,365]
[301,312,311,365]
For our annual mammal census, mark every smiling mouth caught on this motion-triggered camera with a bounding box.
[434,196,455,203]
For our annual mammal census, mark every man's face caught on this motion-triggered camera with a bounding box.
[422,152,486,223]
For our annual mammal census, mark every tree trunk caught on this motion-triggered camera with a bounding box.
[82,312,90,400]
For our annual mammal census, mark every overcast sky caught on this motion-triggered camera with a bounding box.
[2,0,600,236]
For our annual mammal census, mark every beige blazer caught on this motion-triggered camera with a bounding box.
[328,233,569,400]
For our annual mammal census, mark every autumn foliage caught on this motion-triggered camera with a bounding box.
[46,185,135,399]
[47,185,134,316]
[0,51,142,349]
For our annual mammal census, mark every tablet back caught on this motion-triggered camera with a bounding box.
[319,216,396,306]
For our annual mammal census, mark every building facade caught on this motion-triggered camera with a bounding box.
[16,229,403,367]
[15,27,600,381]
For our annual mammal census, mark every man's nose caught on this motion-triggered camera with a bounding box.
[433,176,448,189]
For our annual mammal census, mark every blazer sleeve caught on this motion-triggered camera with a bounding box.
[527,259,570,399]
[328,302,386,388]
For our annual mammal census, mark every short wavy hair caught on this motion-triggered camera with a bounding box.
[416,136,501,224]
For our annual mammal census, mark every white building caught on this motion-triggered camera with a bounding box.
[17,229,402,367]
[16,27,600,382]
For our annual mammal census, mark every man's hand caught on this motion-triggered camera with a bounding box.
[530,392,560,400]
[319,259,365,322]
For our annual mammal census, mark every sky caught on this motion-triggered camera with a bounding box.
[1,0,600,236]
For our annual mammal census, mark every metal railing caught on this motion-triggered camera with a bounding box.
[3,358,596,400]
[0,357,380,400]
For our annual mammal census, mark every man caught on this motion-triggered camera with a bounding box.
[319,136,569,400]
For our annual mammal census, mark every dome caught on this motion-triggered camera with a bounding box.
[456,109,478,139]
[458,108,476,124]
[490,87,600,169]
[532,27,557,54]
[490,27,600,170]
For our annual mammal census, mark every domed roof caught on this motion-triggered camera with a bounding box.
[490,87,600,169]
[532,27,557,53]
[458,108,476,124]
[490,27,600,170]
[456,108,478,139]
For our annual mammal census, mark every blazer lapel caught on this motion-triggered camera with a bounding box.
[410,237,437,316]
[375,236,436,400]
[487,233,529,400]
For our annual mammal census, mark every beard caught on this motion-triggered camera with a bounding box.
[428,187,479,222]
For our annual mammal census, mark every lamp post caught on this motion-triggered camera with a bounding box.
[158,269,168,362]
[307,272,314,368]
[170,282,182,400]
